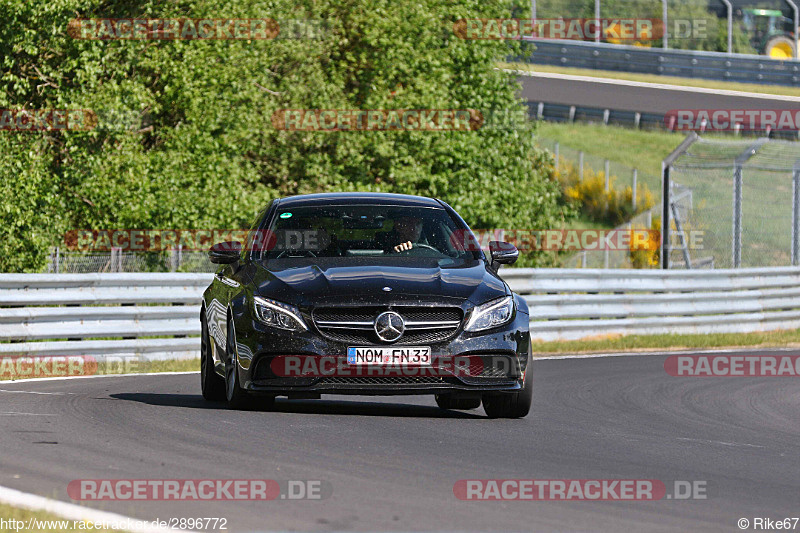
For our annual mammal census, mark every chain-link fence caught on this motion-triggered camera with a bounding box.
[536,136,661,268]
[45,247,216,273]
[536,136,662,207]
[664,134,800,269]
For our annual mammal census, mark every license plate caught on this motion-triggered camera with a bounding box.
[347,346,431,365]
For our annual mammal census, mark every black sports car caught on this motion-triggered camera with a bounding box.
[200,192,532,418]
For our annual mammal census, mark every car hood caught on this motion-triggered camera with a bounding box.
[251,257,507,307]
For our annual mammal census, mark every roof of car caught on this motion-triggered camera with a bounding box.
[276,192,443,208]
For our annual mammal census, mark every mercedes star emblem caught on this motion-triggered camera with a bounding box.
[374,311,405,342]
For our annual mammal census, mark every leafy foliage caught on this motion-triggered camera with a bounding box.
[1,0,568,271]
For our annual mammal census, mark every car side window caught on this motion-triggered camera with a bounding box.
[241,201,272,263]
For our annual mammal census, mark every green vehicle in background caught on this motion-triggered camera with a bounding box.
[741,8,796,58]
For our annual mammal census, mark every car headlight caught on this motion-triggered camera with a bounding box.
[253,296,308,331]
[464,296,514,332]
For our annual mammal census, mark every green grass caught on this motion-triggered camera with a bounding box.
[0,357,198,381]
[536,121,684,177]
[502,62,800,97]
[0,502,115,532]
[563,212,615,232]
[532,328,800,355]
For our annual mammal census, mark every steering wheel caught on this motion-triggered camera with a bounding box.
[392,243,440,254]
[276,249,318,258]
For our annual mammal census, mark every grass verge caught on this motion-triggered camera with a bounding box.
[532,329,800,355]
[0,357,199,382]
[536,122,687,177]
[0,502,117,533]
[502,62,800,98]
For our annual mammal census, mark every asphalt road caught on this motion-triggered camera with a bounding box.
[1,348,799,532]
[518,72,800,113]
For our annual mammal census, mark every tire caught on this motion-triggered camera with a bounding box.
[200,310,225,401]
[435,394,481,410]
[224,317,251,410]
[766,36,796,59]
[482,368,532,419]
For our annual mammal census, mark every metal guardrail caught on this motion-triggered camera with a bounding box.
[503,266,800,341]
[514,40,800,87]
[2,268,800,354]
[0,273,210,359]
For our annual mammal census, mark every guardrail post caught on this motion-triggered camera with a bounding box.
[793,163,800,265]
[632,169,638,211]
[787,0,799,60]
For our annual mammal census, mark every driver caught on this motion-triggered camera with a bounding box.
[391,216,423,252]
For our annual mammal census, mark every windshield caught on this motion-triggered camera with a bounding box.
[254,204,479,260]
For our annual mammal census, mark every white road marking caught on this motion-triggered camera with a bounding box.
[0,389,76,395]
[505,69,800,102]
[533,346,800,360]
[0,412,56,416]
[676,437,765,449]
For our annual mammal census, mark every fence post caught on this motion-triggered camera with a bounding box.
[632,169,638,211]
[793,163,800,265]
[661,164,671,269]
[604,160,610,191]
[579,151,584,179]
[595,0,600,43]
[730,139,766,268]
[55,247,60,274]
[732,163,743,268]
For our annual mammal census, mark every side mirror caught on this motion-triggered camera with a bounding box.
[489,241,519,269]
[209,241,241,264]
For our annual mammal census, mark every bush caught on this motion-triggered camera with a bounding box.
[0,0,570,271]
[555,157,655,226]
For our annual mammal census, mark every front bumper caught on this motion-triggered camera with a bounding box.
[230,305,531,397]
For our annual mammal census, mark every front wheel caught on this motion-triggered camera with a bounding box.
[200,311,225,401]
[482,369,532,419]
[225,319,251,410]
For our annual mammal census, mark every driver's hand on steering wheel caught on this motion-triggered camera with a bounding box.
[393,241,413,252]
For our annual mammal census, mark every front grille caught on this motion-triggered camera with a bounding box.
[312,305,463,345]
[317,376,447,386]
